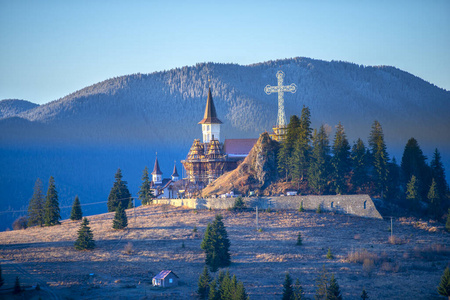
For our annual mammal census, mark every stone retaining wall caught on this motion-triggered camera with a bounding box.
[153,194,382,219]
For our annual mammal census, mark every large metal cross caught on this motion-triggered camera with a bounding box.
[264,70,297,127]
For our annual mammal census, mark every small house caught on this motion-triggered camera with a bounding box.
[152,270,179,287]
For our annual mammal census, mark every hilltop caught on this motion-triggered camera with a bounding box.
[0,205,448,299]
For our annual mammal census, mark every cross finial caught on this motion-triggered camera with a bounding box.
[208,77,211,88]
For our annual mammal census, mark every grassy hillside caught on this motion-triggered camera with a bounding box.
[0,205,448,299]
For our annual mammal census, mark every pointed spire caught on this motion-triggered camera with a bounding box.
[198,87,222,124]
[152,154,162,175]
[171,162,179,177]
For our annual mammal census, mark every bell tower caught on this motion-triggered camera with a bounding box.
[198,87,222,143]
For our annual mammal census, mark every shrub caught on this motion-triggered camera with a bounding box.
[296,232,302,246]
[124,242,133,254]
[12,216,28,230]
[231,196,246,211]
[346,249,379,264]
[316,205,322,213]
[298,202,304,212]
[388,235,407,245]
[326,248,334,259]
[362,258,375,275]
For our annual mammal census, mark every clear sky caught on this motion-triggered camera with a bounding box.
[1,0,449,105]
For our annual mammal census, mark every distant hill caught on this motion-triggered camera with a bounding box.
[0,99,39,119]
[0,57,449,231]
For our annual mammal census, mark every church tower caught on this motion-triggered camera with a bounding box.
[151,155,163,185]
[171,163,179,182]
[198,88,222,143]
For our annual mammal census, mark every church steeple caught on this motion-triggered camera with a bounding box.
[198,87,222,143]
[151,154,162,184]
[171,162,179,182]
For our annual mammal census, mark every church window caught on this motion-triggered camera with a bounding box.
[331,201,334,208]
[364,201,367,209]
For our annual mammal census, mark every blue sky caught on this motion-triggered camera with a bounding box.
[1,0,449,105]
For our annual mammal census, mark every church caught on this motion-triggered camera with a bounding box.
[181,88,257,185]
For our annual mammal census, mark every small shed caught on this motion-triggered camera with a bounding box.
[152,270,179,287]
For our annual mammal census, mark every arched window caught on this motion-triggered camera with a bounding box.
[331,201,334,208]
[364,201,367,209]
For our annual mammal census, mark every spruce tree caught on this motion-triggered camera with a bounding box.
[201,215,231,272]
[428,179,441,220]
[446,209,450,233]
[350,139,370,192]
[361,288,369,300]
[401,138,431,200]
[292,106,313,183]
[431,149,449,209]
[308,125,331,195]
[296,232,302,246]
[70,195,83,221]
[107,168,132,212]
[112,201,128,230]
[385,157,401,204]
[293,278,304,300]
[406,175,421,212]
[368,120,389,198]
[278,115,301,181]
[232,196,246,211]
[326,274,342,300]
[282,272,294,300]
[0,263,4,288]
[326,248,334,259]
[437,267,450,299]
[198,265,212,299]
[315,265,330,300]
[208,279,219,300]
[27,178,45,227]
[139,166,153,205]
[74,217,95,250]
[331,122,351,195]
[13,276,21,294]
[44,176,61,226]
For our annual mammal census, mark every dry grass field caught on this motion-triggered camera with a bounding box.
[0,204,449,299]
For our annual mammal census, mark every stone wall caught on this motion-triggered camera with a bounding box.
[152,194,383,219]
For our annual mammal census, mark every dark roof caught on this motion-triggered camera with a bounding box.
[198,88,222,124]
[153,270,179,280]
[152,156,162,175]
[223,139,258,156]
[172,164,179,177]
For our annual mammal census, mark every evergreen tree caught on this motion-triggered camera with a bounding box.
[278,115,301,181]
[235,280,248,300]
[44,176,61,226]
[428,179,442,219]
[139,166,153,205]
[27,178,45,227]
[293,278,304,300]
[232,196,246,211]
[368,120,389,198]
[208,279,219,300]
[107,168,132,212]
[446,209,450,233]
[298,202,304,212]
[326,274,342,300]
[308,125,331,194]
[331,122,351,195]
[430,149,449,209]
[74,217,95,250]
[315,265,330,300]
[406,175,421,212]
[385,157,401,204]
[201,215,231,272]
[112,201,128,230]
[292,106,313,183]
[296,232,302,246]
[401,138,431,200]
[70,195,83,221]
[13,276,21,294]
[437,267,450,299]
[0,263,4,288]
[282,272,294,300]
[350,139,370,192]
[326,248,334,259]
[198,265,212,299]
[361,288,369,300]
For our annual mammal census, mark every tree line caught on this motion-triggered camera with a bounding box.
[277,106,449,220]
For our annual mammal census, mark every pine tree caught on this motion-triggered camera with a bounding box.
[326,274,342,300]
[293,278,304,300]
[361,288,369,300]
[27,178,45,227]
[331,122,351,195]
[428,179,442,220]
[292,106,312,183]
[198,265,212,299]
[13,276,21,294]
[74,217,95,250]
[308,125,331,195]
[282,272,294,300]
[446,209,450,233]
[0,263,4,288]
[232,196,246,211]
[112,201,128,230]
[406,175,421,212]
[430,149,449,209]
[201,215,231,272]
[44,176,61,226]
[350,139,370,192]
[139,166,153,205]
[437,267,450,299]
[208,279,219,300]
[107,168,132,212]
[278,115,301,181]
[315,265,330,300]
[385,157,401,204]
[70,195,83,221]
[298,202,304,212]
[401,138,431,200]
[296,232,302,246]
[368,120,389,198]
[326,248,334,259]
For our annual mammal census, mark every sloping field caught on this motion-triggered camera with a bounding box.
[0,205,449,299]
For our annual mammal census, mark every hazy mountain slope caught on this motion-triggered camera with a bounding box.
[0,57,449,231]
[0,99,39,119]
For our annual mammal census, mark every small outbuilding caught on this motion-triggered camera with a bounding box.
[152,270,179,287]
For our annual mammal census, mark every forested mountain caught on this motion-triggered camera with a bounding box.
[1,57,449,231]
[0,99,39,119]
